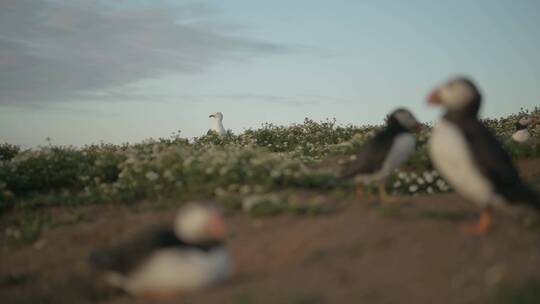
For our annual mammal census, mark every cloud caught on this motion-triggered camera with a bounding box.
[70,90,355,106]
[0,0,286,105]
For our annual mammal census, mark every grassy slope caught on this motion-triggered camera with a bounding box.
[1,110,540,303]
[0,159,538,303]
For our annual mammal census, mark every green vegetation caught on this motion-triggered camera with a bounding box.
[493,279,540,304]
[0,273,31,287]
[419,209,476,221]
[1,108,539,216]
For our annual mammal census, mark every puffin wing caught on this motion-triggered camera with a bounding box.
[89,228,182,275]
[339,129,396,178]
[459,119,539,206]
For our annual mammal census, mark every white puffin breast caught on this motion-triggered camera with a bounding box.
[122,247,231,296]
[379,133,416,177]
[512,129,531,143]
[429,119,504,207]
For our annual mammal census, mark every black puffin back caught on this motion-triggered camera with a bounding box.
[515,121,528,131]
[89,227,223,275]
[449,116,539,209]
[340,121,408,178]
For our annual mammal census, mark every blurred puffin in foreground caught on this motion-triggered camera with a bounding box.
[89,204,231,298]
[427,77,539,235]
[336,108,422,203]
[512,115,537,144]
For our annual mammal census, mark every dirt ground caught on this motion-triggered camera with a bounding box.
[1,159,540,304]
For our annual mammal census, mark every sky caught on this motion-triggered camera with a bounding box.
[1,0,539,147]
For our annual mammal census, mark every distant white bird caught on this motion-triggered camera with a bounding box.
[89,204,231,299]
[209,112,226,136]
[512,116,536,144]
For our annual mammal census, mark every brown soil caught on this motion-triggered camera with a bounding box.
[1,159,540,304]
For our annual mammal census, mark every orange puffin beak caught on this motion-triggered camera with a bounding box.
[208,214,227,239]
[427,88,442,105]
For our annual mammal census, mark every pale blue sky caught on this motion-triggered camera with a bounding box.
[1,0,539,147]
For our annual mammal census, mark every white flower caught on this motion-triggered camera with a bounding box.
[163,170,174,180]
[393,181,402,188]
[436,179,449,191]
[242,196,259,212]
[214,187,227,197]
[409,185,419,193]
[145,171,159,181]
[427,186,434,194]
[398,172,407,179]
[125,155,137,164]
[270,170,281,178]
[240,185,252,195]
[219,167,229,176]
[423,172,434,183]
[416,178,425,185]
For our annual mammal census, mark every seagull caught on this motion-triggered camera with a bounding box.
[89,204,231,298]
[512,116,537,144]
[334,108,421,203]
[209,112,226,136]
[427,77,539,234]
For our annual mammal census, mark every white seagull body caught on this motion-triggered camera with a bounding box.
[209,112,226,136]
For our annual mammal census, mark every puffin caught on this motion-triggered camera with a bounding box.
[337,108,421,203]
[89,204,231,298]
[427,77,539,234]
[209,112,226,136]
[512,116,537,144]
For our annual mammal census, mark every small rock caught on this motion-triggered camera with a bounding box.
[484,264,506,286]
[34,239,47,250]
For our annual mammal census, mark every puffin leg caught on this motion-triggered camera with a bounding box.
[460,208,492,235]
[378,182,399,203]
[355,183,365,200]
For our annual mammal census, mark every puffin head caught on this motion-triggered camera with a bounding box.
[209,112,224,120]
[427,77,482,116]
[388,108,422,133]
[516,116,537,130]
[174,204,227,243]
